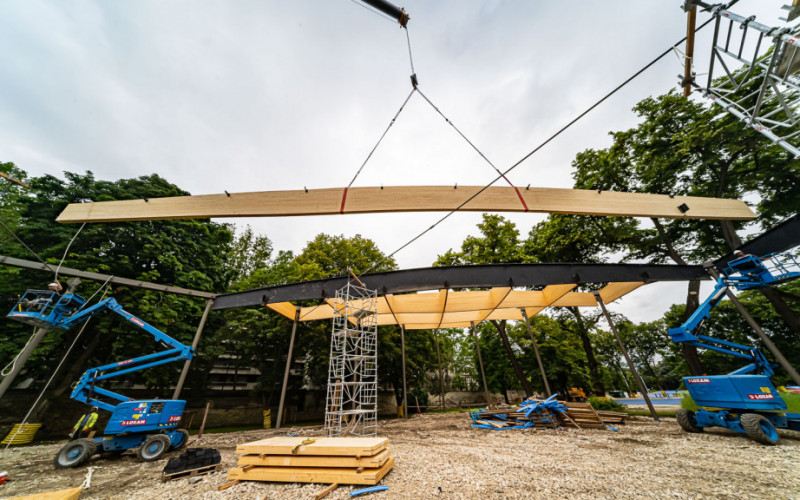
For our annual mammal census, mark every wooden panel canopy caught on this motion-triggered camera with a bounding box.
[56,185,756,222]
[267,282,645,329]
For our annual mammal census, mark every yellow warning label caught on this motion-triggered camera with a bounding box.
[760,387,771,393]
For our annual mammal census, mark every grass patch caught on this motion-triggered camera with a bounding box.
[681,392,699,411]
[625,408,677,418]
[779,390,800,413]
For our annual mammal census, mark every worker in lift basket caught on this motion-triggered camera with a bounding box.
[47,281,63,295]
[69,407,99,440]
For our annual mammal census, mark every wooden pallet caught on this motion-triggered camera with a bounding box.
[162,463,222,481]
[227,456,395,485]
[238,448,390,469]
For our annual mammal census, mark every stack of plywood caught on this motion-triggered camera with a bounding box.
[227,436,394,486]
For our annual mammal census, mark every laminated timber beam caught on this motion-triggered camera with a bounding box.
[56,185,755,223]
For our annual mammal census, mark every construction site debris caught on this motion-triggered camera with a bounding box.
[161,447,222,481]
[470,396,629,431]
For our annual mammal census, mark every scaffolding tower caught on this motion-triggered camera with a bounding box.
[323,279,379,437]
[691,3,800,158]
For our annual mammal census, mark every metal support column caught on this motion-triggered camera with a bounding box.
[0,327,51,401]
[276,307,300,430]
[434,330,445,411]
[520,308,551,397]
[593,292,660,421]
[471,322,492,406]
[172,298,214,399]
[400,324,408,419]
[707,267,800,386]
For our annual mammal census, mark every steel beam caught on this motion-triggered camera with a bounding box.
[0,327,50,401]
[521,308,551,397]
[276,307,300,430]
[400,325,408,419]
[471,322,492,407]
[0,255,215,299]
[172,298,215,399]
[714,214,800,269]
[213,263,707,310]
[594,291,660,421]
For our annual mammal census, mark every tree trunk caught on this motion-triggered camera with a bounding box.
[489,320,533,397]
[681,280,706,375]
[651,217,705,375]
[566,307,605,396]
[760,287,800,333]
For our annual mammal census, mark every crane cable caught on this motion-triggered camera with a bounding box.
[54,222,86,283]
[361,15,716,276]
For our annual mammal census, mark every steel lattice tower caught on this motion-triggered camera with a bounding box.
[323,280,378,437]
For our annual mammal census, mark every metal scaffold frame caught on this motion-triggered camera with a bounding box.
[323,280,379,437]
[696,4,800,157]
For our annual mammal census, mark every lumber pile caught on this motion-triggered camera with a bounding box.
[470,396,564,430]
[557,402,605,429]
[470,396,629,431]
[595,410,630,425]
[227,436,394,486]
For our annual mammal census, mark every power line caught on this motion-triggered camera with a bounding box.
[361,16,715,276]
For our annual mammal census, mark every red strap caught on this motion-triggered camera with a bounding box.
[340,187,348,214]
[499,173,529,212]
[512,185,529,212]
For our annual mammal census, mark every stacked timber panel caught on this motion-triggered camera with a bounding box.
[228,437,394,486]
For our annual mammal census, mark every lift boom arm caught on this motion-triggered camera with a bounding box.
[67,297,193,412]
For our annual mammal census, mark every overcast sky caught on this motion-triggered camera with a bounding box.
[0,1,792,322]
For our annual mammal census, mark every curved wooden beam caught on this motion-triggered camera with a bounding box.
[56,185,755,223]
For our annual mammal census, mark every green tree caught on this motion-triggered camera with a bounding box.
[0,164,234,418]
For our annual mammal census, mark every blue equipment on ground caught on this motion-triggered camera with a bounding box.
[8,290,194,467]
[668,252,800,445]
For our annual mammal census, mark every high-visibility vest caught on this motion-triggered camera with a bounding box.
[71,412,98,434]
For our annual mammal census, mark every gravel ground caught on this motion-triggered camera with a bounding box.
[1,413,799,499]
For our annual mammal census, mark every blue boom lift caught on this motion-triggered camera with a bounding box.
[669,251,800,445]
[8,289,193,467]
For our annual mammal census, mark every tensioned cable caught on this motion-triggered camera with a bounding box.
[346,88,417,189]
[405,27,415,75]
[55,222,86,282]
[359,16,716,276]
[0,219,55,273]
[416,88,519,190]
